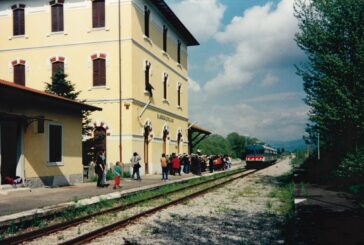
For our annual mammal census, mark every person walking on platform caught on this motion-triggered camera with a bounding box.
[95,151,105,187]
[113,161,122,189]
[160,153,169,181]
[131,152,142,180]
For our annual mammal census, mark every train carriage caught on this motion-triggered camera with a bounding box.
[245,144,278,169]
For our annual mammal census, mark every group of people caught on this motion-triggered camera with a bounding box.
[159,152,233,181]
[95,150,122,189]
[95,150,233,188]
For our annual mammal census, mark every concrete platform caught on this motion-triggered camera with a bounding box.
[294,184,364,244]
[0,161,243,227]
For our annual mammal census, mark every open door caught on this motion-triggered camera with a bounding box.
[144,125,151,174]
[0,121,23,184]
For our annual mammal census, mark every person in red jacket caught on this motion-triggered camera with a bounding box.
[172,154,181,176]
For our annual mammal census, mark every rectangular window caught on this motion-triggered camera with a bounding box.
[49,123,63,164]
[14,64,25,86]
[51,3,64,32]
[92,0,105,28]
[178,84,181,106]
[13,5,25,36]
[177,40,181,64]
[93,59,106,86]
[144,5,150,37]
[52,61,64,77]
[163,25,168,52]
[163,74,168,100]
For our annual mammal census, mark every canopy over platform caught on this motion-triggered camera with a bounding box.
[188,122,211,154]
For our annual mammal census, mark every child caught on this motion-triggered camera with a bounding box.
[113,161,122,189]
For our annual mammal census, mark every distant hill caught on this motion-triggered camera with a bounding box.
[266,139,306,152]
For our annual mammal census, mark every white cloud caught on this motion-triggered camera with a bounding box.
[167,0,226,42]
[189,101,309,141]
[261,73,279,87]
[244,92,305,103]
[204,0,303,93]
[188,78,201,92]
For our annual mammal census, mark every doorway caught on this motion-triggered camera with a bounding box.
[0,121,23,184]
[144,125,151,174]
[177,132,182,154]
[163,128,169,154]
[94,127,107,157]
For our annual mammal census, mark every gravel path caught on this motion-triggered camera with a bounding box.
[89,158,292,245]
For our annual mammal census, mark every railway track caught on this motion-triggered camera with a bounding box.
[0,168,259,245]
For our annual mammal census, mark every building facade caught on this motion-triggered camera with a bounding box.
[0,0,199,175]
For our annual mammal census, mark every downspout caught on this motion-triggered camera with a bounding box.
[118,0,123,167]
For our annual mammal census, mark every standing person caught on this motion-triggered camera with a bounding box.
[168,153,174,175]
[209,155,215,173]
[130,152,142,180]
[182,154,190,173]
[95,151,105,187]
[172,154,181,176]
[113,161,122,189]
[160,153,168,181]
[100,150,109,187]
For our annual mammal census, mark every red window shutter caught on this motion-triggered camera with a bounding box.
[52,62,64,77]
[13,8,25,36]
[14,64,25,86]
[93,59,106,86]
[99,1,105,27]
[92,0,105,28]
[99,59,106,86]
[52,4,64,32]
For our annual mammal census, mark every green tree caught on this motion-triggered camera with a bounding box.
[226,132,244,158]
[45,71,80,99]
[45,71,92,136]
[295,0,364,157]
[195,134,232,155]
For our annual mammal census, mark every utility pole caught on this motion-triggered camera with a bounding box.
[317,132,320,160]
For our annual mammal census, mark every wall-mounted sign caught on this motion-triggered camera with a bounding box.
[157,114,174,123]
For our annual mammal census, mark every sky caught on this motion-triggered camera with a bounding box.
[166,0,308,142]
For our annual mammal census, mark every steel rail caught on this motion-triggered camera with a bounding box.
[0,168,246,245]
[60,169,259,245]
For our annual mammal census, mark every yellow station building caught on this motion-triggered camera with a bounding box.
[0,0,199,176]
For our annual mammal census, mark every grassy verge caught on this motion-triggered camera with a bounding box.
[268,172,295,243]
[0,168,243,240]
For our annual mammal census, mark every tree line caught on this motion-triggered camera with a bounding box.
[294,0,364,195]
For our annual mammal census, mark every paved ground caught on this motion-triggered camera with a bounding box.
[294,182,364,244]
[0,161,243,217]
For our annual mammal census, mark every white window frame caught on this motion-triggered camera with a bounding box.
[47,122,64,166]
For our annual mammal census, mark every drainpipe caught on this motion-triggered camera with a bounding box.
[118,0,123,168]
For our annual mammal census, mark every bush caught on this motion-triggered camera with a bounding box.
[106,168,114,181]
[335,147,364,182]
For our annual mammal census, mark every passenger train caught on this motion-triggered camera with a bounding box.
[245,144,278,169]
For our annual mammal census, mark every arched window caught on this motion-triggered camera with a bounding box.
[92,0,105,28]
[52,61,64,77]
[94,127,106,153]
[144,5,150,37]
[177,83,181,107]
[163,73,168,100]
[93,58,106,86]
[50,0,64,32]
[145,61,153,96]
[163,25,168,52]
[12,4,25,36]
[12,60,26,86]
[177,40,181,64]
